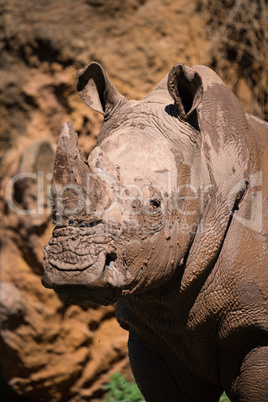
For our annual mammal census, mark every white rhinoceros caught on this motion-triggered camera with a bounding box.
[43,62,268,402]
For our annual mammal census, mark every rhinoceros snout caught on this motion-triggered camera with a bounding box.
[42,242,120,306]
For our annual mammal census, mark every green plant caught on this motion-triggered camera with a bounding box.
[219,392,231,402]
[102,372,144,402]
[103,372,232,402]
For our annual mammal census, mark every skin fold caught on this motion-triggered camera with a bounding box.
[42,62,268,401]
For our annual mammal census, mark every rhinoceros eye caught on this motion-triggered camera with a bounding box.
[148,198,162,214]
[149,199,161,209]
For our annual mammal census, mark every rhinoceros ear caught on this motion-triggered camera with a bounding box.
[168,64,203,122]
[77,62,126,116]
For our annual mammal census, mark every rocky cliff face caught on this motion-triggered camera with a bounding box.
[0,0,266,401]
[0,1,208,400]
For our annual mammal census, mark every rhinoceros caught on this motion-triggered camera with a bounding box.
[42,62,268,401]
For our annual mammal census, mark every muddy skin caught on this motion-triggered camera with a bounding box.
[43,62,268,402]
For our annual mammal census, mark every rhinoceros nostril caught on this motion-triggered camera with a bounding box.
[105,252,117,268]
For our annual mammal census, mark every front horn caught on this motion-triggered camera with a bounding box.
[51,122,91,224]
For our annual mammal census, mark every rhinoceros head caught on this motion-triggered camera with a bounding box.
[42,62,249,305]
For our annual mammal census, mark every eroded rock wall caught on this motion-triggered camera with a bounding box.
[0,0,266,401]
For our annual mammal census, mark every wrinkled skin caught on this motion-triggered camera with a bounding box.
[42,62,268,401]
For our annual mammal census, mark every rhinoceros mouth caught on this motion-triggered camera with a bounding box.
[41,256,118,306]
[46,249,117,273]
[42,232,127,305]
